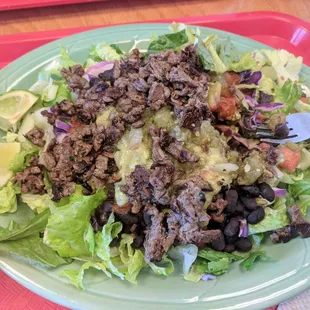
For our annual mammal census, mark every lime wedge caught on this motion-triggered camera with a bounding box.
[0,142,21,187]
[0,90,39,131]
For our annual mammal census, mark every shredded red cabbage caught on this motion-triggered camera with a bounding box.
[273,188,287,197]
[239,219,248,238]
[240,70,262,85]
[253,103,284,112]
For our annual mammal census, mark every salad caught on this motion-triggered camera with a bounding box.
[1,23,310,290]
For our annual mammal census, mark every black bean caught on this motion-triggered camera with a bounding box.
[224,244,235,253]
[143,212,152,227]
[236,201,245,213]
[225,234,239,244]
[243,210,250,218]
[225,190,238,213]
[211,231,226,251]
[259,182,275,202]
[235,238,253,252]
[275,124,290,138]
[133,235,144,249]
[199,191,206,203]
[224,218,240,237]
[240,185,260,197]
[240,196,257,211]
[247,206,265,224]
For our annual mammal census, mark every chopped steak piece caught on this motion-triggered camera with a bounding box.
[149,163,175,205]
[143,204,178,262]
[148,82,169,111]
[41,151,56,170]
[149,126,199,163]
[25,127,45,147]
[208,198,228,223]
[270,205,310,243]
[12,156,46,195]
[61,64,88,94]
[121,165,152,213]
[132,77,149,93]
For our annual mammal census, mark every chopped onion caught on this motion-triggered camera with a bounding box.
[273,188,287,196]
[239,219,248,237]
[212,163,239,173]
[253,103,284,112]
[129,128,143,150]
[202,274,216,281]
[86,61,114,78]
[271,166,284,178]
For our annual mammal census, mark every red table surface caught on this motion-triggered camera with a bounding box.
[1,11,310,310]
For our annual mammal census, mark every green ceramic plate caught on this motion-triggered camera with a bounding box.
[1,24,310,310]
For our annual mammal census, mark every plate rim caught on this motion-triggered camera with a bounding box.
[1,22,310,310]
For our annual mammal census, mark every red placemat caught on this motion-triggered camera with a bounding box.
[0,0,107,11]
[1,11,309,310]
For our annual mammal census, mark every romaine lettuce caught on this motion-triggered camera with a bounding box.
[62,261,112,291]
[148,29,189,54]
[168,244,198,275]
[43,188,106,257]
[0,182,17,214]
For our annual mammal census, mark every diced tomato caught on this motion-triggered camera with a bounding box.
[224,72,241,85]
[278,146,301,173]
[218,96,237,120]
[300,97,308,103]
[259,143,271,152]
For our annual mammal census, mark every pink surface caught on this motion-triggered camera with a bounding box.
[0,270,68,310]
[0,0,107,11]
[0,11,309,69]
[1,11,309,310]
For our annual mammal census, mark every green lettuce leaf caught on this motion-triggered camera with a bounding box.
[248,197,289,235]
[125,249,145,284]
[117,234,146,283]
[110,44,124,55]
[169,22,198,45]
[43,188,106,257]
[168,244,198,275]
[0,208,50,241]
[240,250,269,271]
[9,141,39,173]
[0,182,17,214]
[61,261,112,291]
[0,235,69,268]
[198,247,244,262]
[261,49,302,87]
[21,193,56,213]
[43,83,71,107]
[95,213,124,279]
[295,100,310,113]
[147,29,189,54]
[149,256,174,277]
[274,79,302,114]
[88,43,122,63]
[29,79,59,103]
[40,47,76,79]
[249,233,265,246]
[197,36,227,73]
[229,51,259,72]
